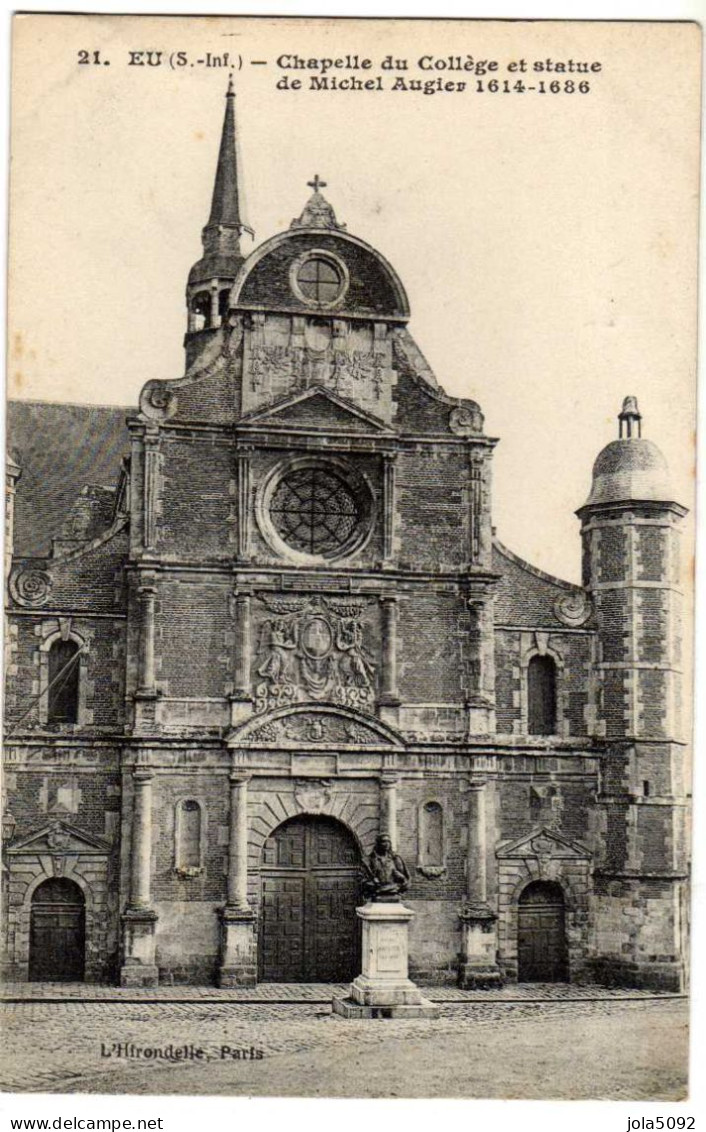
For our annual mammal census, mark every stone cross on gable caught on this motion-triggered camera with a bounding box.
[307,175,327,193]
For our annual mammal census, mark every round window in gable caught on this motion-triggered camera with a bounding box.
[257,458,374,564]
[290,251,349,309]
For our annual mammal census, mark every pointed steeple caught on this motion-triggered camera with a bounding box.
[204,75,252,238]
[187,78,253,293]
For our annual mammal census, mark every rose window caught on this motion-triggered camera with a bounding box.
[269,467,360,557]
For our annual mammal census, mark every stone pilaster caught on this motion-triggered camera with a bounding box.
[458,779,502,988]
[379,775,398,850]
[382,452,397,566]
[236,450,252,561]
[142,428,160,552]
[466,586,496,736]
[378,594,400,725]
[218,772,256,986]
[210,282,221,328]
[136,577,157,697]
[120,768,158,986]
[230,590,253,726]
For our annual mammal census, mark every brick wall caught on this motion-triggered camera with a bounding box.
[396,448,470,571]
[157,579,232,699]
[589,876,685,990]
[159,436,235,559]
[598,525,628,582]
[397,592,468,703]
[494,630,519,733]
[151,773,229,904]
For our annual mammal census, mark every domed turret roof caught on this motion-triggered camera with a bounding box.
[581,397,676,508]
[585,438,673,506]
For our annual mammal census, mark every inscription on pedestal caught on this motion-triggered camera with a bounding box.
[333,900,439,1018]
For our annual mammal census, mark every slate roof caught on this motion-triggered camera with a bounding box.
[6,400,131,559]
[492,540,594,630]
[582,437,673,508]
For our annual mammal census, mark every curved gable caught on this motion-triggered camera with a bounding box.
[493,540,594,629]
[230,230,410,321]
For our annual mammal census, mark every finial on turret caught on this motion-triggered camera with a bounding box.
[618,396,642,439]
[226,73,235,97]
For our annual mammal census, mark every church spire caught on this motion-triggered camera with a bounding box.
[204,75,252,240]
[186,80,254,337]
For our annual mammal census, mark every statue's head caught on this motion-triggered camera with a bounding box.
[375,834,392,854]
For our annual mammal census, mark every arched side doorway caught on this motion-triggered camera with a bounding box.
[517,880,568,983]
[29,878,86,982]
[259,815,362,983]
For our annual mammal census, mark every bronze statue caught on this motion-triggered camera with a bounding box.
[362,834,410,901]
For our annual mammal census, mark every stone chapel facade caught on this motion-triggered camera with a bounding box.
[2,85,690,990]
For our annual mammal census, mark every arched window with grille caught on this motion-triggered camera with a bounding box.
[47,638,81,724]
[175,800,203,874]
[528,654,558,736]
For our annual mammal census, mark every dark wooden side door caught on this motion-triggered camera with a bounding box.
[517,880,568,982]
[260,815,361,982]
[29,878,86,982]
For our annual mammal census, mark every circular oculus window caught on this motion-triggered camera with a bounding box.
[290,252,348,309]
[259,460,373,563]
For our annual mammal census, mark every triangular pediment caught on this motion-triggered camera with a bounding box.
[7,820,109,855]
[239,387,393,435]
[496,826,591,861]
[227,703,404,749]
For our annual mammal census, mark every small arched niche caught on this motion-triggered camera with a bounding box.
[417,800,445,876]
[175,799,203,875]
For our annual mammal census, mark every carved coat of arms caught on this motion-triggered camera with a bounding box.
[254,595,376,714]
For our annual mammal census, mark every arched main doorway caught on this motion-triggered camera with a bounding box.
[517,880,568,983]
[259,815,362,982]
[29,878,86,982]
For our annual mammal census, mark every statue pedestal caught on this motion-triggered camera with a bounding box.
[333,901,438,1019]
[119,909,159,987]
[457,903,503,989]
[217,907,257,987]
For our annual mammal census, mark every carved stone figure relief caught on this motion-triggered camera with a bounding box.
[243,311,391,419]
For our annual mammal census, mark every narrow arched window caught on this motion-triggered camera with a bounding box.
[420,801,444,868]
[528,655,557,735]
[48,639,80,724]
[191,291,210,331]
[218,289,230,319]
[176,800,202,871]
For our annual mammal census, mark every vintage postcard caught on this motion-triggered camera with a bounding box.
[2,13,699,1101]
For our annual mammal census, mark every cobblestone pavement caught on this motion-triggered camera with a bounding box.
[0,994,688,1100]
[0,980,681,1001]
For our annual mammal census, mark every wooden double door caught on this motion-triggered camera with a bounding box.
[517,880,568,982]
[29,878,85,982]
[260,815,362,982]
